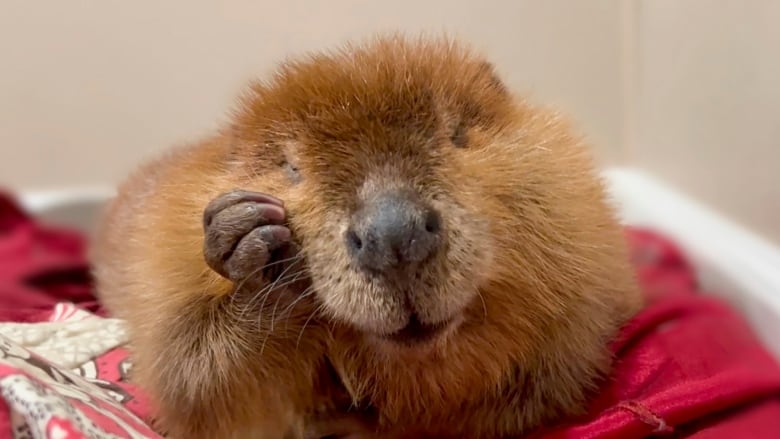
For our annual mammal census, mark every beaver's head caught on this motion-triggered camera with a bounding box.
[229,35,626,352]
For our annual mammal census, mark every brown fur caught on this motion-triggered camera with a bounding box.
[91,34,642,438]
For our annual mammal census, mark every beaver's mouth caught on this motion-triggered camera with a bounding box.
[383,313,453,346]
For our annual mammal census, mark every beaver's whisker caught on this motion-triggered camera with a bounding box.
[259,290,315,356]
[237,265,306,322]
[477,290,488,323]
[268,271,310,331]
[257,259,305,321]
[295,304,322,351]
[234,265,303,321]
[280,286,316,331]
[233,253,304,296]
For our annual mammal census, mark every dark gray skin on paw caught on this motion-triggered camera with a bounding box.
[203,189,292,284]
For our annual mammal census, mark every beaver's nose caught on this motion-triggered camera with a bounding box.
[346,191,442,273]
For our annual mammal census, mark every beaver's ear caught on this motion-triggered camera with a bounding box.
[476,61,509,97]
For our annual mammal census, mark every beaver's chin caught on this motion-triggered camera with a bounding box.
[322,279,478,351]
[360,312,465,353]
[383,313,456,345]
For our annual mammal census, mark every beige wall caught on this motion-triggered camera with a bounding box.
[1,1,778,242]
[0,0,626,190]
[629,0,780,244]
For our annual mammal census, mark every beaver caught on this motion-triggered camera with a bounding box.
[91,34,642,438]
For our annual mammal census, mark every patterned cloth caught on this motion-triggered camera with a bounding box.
[0,303,156,438]
[0,304,126,369]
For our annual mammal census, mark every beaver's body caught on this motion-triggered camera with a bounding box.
[92,35,641,438]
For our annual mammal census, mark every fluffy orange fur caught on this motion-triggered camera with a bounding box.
[92,34,642,438]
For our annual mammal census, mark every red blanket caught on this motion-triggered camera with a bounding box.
[1,191,780,438]
[535,229,780,438]
[0,193,102,321]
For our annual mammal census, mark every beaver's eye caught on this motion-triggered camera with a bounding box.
[284,161,301,184]
[450,123,468,148]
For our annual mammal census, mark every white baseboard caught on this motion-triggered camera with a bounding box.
[15,167,780,358]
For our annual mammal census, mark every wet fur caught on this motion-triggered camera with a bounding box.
[92,34,642,438]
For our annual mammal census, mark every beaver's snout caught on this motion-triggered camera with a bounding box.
[346,190,442,274]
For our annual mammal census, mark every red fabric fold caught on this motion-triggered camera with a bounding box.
[0,192,102,322]
[535,229,780,438]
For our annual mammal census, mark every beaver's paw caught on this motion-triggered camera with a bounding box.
[203,190,291,284]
